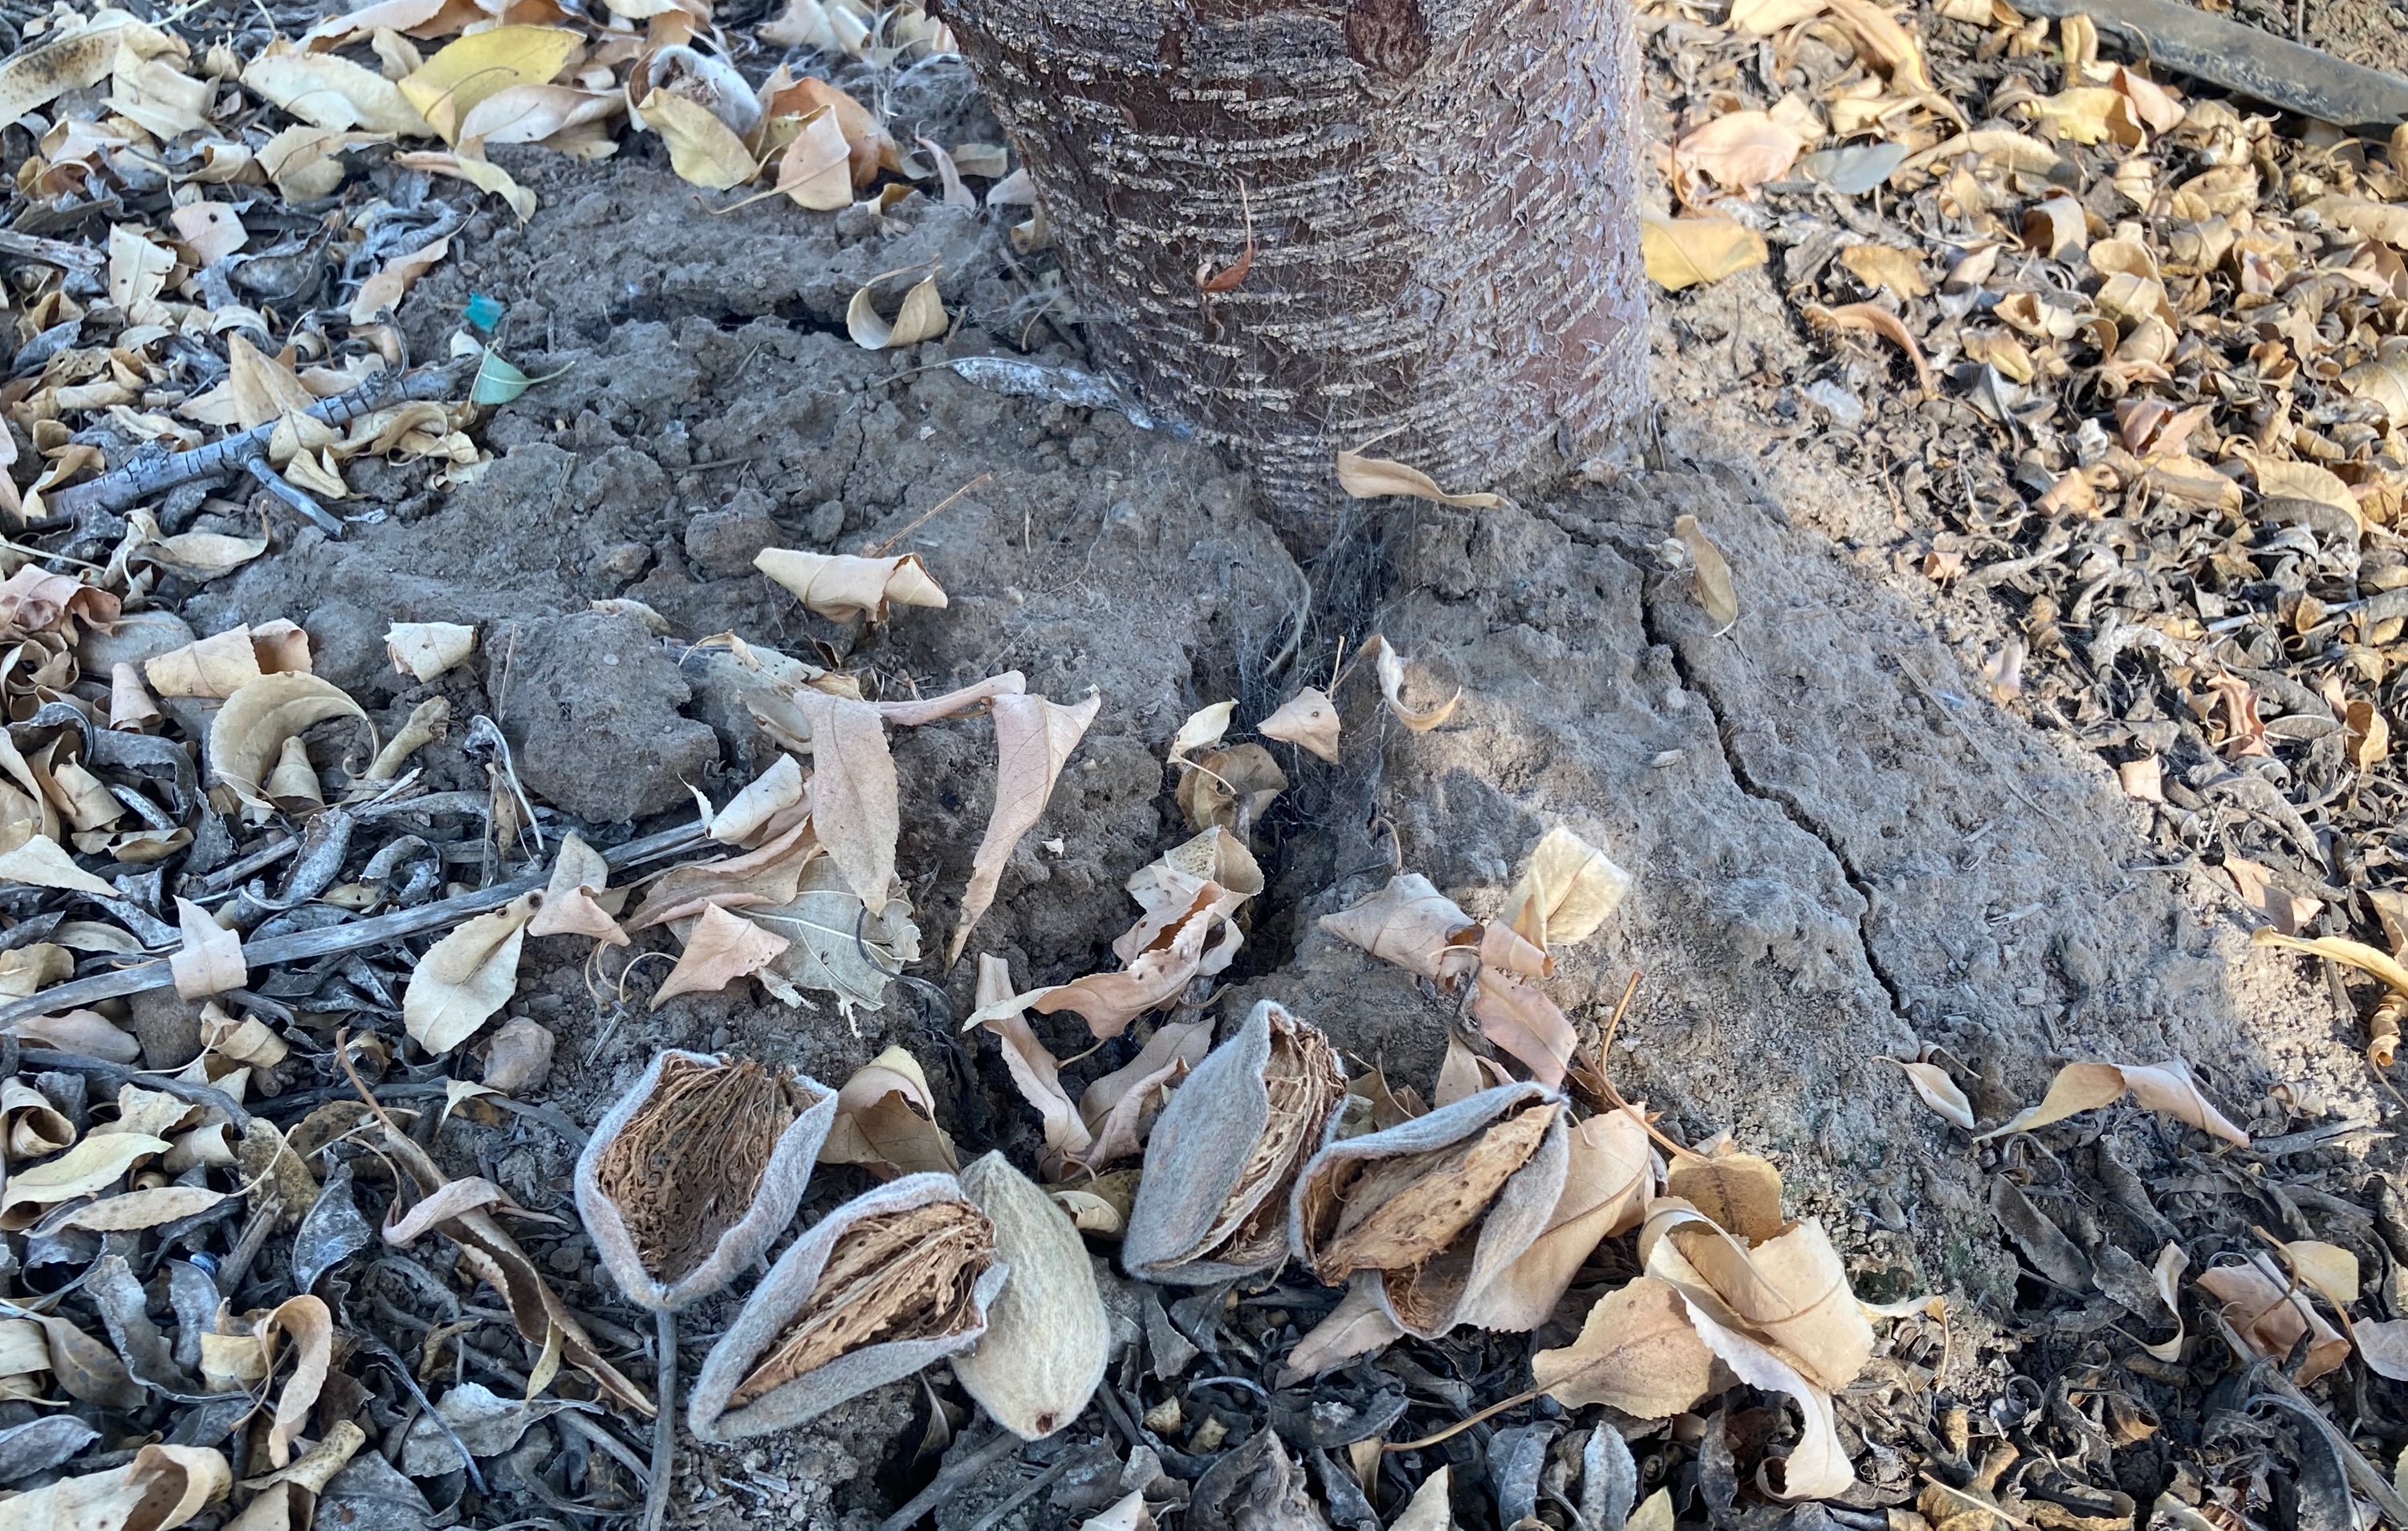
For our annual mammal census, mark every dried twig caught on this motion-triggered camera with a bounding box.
[45,362,467,521]
[643,1309,677,1531]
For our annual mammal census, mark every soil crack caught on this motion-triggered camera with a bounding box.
[1637,577,1914,1024]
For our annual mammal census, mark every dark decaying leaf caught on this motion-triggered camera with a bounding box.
[1987,1178,2095,1291]
[292,1158,373,1295]
[0,1415,100,1484]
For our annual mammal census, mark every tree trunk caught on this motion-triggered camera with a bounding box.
[939,0,1648,518]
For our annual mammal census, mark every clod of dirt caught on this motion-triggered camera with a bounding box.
[128,988,205,1071]
[684,496,785,578]
[496,610,718,822]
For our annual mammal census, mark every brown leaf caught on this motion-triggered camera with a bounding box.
[1320,873,1478,983]
[0,1443,229,1531]
[630,818,821,930]
[1814,303,1935,397]
[1532,1276,1717,1416]
[1257,686,1340,763]
[820,1048,961,1180]
[1645,1205,1875,1393]
[1838,243,1930,300]
[791,688,901,915]
[1673,515,1740,631]
[1178,743,1287,839]
[973,956,1090,1171]
[653,904,791,1008]
[259,1295,332,1468]
[1664,1150,1785,1243]
[2199,1252,2349,1385]
[1075,1020,1210,1171]
[952,692,1101,963]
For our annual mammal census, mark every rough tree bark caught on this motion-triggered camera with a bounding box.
[938,0,1647,517]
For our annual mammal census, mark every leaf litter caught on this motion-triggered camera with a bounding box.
[0,0,2394,1525]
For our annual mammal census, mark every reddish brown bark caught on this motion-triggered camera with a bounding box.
[940,0,1648,515]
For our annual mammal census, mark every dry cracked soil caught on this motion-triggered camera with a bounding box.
[171,71,2373,1527]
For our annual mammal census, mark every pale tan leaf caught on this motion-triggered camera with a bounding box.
[0,1443,230,1531]
[1531,1276,1717,1416]
[1280,1280,1406,1382]
[2142,1241,2189,1362]
[1888,1059,1975,1131]
[1076,1020,1210,1170]
[2286,1240,2359,1305]
[108,224,174,318]
[392,150,535,222]
[169,898,246,1001]
[2199,1253,2348,1385]
[458,83,624,145]
[1665,1150,1785,1243]
[402,894,537,1053]
[1503,825,1631,949]
[1167,700,1235,762]
[8,1008,140,1065]
[2341,351,2408,427]
[0,1133,170,1227]
[820,1047,960,1179]
[776,106,853,209]
[848,275,949,349]
[1674,110,1803,194]
[385,621,475,682]
[1816,303,1936,397]
[1975,1059,2247,1145]
[242,42,431,134]
[259,1295,332,1467]
[205,673,373,813]
[1392,1466,1453,1531]
[953,693,1101,963]
[1673,515,1739,632]
[1336,452,1501,508]
[0,828,118,897]
[755,548,947,621]
[397,25,580,143]
[653,904,791,1008]
[0,22,123,132]
[1258,686,1340,763]
[791,688,900,914]
[1434,1035,1510,1108]
[2240,450,2361,526]
[2358,1317,2408,1380]
[1460,1108,1653,1331]
[1676,1291,1855,1499]
[348,233,450,324]
[1319,873,1476,983]
[709,754,806,845]
[1630,1488,1676,1531]
[973,955,1090,1171]
[527,832,628,945]
[50,1185,226,1232]
[1364,634,1459,731]
[876,671,1029,727]
[1838,243,1929,299]
[1640,214,1767,291]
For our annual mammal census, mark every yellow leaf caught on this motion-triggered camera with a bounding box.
[1975,1059,2247,1144]
[1837,242,1927,299]
[1641,214,1767,291]
[242,43,431,135]
[1673,514,1739,632]
[641,89,759,190]
[394,150,537,222]
[397,26,581,144]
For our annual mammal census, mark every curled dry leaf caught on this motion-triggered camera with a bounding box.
[1809,303,1936,398]
[688,1173,1005,1441]
[1362,634,1459,731]
[1124,1000,1347,1284]
[1178,743,1287,839]
[1458,1105,1653,1331]
[755,548,947,621]
[848,275,949,350]
[820,1047,961,1180]
[169,898,246,1000]
[0,827,119,898]
[1074,1020,1210,1171]
[1974,1059,2247,1145]
[0,1443,229,1531]
[971,955,1090,1174]
[1292,1083,1569,1338]
[788,687,901,914]
[0,1132,170,1227]
[710,754,806,845]
[385,621,475,681]
[1663,1149,1784,1244]
[1166,700,1235,762]
[1672,110,1802,196]
[402,893,536,1053]
[259,1295,332,1467]
[2199,1252,2349,1386]
[952,1152,1108,1439]
[1640,214,1767,291]
[653,903,791,1008]
[578,1051,837,1310]
[527,831,627,945]
[952,692,1101,963]
[1258,686,1340,763]
[482,1016,555,1095]
[1640,1202,1876,1395]
[1334,450,1502,507]
[1887,1058,1976,1131]
[1671,515,1739,633]
[1280,1278,1406,1382]
[206,673,374,813]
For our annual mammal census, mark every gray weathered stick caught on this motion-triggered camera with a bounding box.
[46,363,465,520]
[2007,0,2408,127]
[0,822,706,1030]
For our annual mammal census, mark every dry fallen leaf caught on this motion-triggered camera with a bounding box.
[2199,1252,2349,1385]
[952,692,1101,963]
[527,831,628,945]
[1812,303,1936,397]
[1664,1150,1785,1243]
[403,894,537,1053]
[1258,686,1340,763]
[654,903,792,1008]
[848,274,949,349]
[169,898,246,1001]
[397,25,581,143]
[385,621,476,681]
[1673,515,1739,632]
[1178,743,1287,839]
[1503,825,1632,949]
[1838,243,1930,300]
[790,687,901,914]
[1532,1275,1718,1417]
[206,673,373,814]
[1166,700,1235,762]
[0,1443,229,1531]
[755,549,947,621]
[1975,1059,2247,1145]
[820,1048,961,1180]
[1888,1058,1976,1130]
[1335,450,1502,508]
[1673,110,1803,197]
[1363,634,1460,731]
[640,88,758,190]
[1641,214,1767,291]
